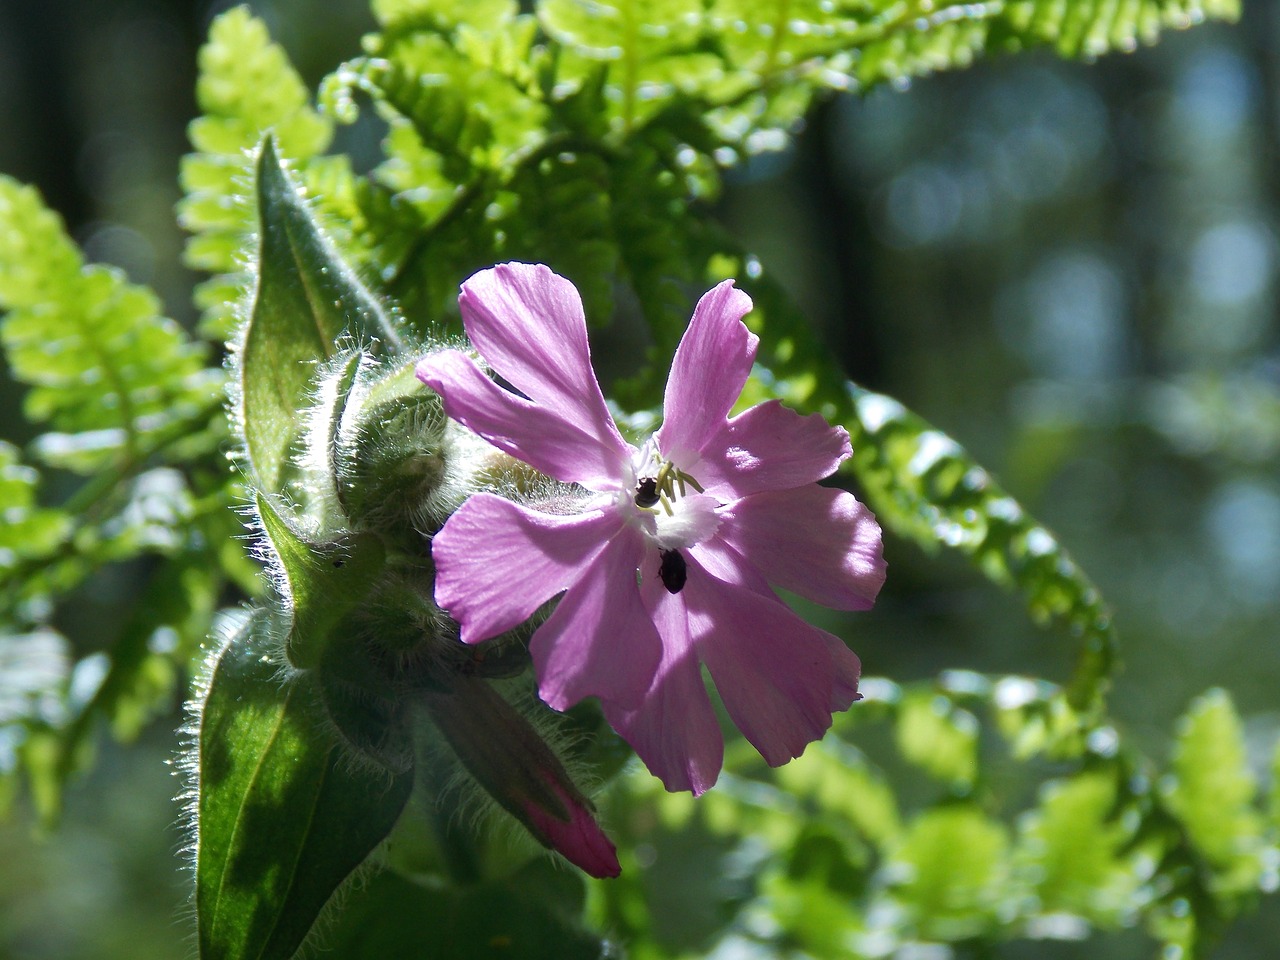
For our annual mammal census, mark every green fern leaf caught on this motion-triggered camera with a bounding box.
[889,805,1009,940]
[1016,772,1136,923]
[372,0,519,33]
[540,0,715,130]
[0,179,210,473]
[1164,689,1263,891]
[0,443,70,579]
[179,6,335,338]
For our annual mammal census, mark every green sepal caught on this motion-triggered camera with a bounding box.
[237,136,401,494]
[332,356,450,534]
[255,492,387,670]
[195,611,414,960]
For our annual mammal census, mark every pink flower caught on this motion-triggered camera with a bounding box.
[417,263,886,795]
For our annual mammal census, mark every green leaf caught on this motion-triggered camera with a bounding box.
[540,0,711,130]
[1016,772,1135,924]
[848,386,1117,710]
[372,0,519,33]
[1164,689,1263,888]
[0,442,70,582]
[195,611,414,960]
[895,690,979,789]
[319,861,609,959]
[888,805,1009,940]
[0,178,210,472]
[180,5,336,338]
[235,137,401,494]
[254,492,387,670]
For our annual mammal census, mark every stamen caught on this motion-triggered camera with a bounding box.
[633,454,705,515]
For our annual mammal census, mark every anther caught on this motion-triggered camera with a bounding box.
[634,477,660,508]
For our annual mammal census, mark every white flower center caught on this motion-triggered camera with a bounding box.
[625,441,721,550]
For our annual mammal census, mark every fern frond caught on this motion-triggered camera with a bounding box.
[371,0,519,35]
[0,443,70,581]
[0,179,210,473]
[178,6,335,339]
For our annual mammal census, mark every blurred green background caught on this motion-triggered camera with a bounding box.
[1,0,1278,956]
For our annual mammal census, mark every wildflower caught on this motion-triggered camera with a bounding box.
[417,263,885,794]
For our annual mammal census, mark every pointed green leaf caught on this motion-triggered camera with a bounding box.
[254,493,387,670]
[237,137,401,493]
[195,611,413,960]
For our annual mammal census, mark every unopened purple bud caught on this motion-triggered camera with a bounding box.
[520,775,620,879]
[422,678,620,878]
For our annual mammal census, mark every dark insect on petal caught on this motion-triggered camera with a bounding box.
[659,549,687,594]
[635,477,660,508]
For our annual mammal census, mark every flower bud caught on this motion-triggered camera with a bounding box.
[422,678,620,879]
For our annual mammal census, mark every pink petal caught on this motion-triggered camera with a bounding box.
[521,778,621,878]
[431,494,623,643]
[458,263,632,476]
[684,545,858,767]
[417,350,631,489]
[694,400,852,499]
[530,526,662,711]
[601,571,723,795]
[655,281,757,465]
[717,486,886,611]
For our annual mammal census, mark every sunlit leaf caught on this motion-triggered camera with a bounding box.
[194,611,414,960]
[234,137,401,494]
[0,179,210,472]
[887,805,1009,940]
[372,0,519,33]
[1016,772,1135,924]
[1164,689,1263,890]
[0,443,70,582]
[179,5,337,338]
[895,690,979,789]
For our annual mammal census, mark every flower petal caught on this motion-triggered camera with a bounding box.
[431,493,623,643]
[601,571,723,795]
[684,544,858,767]
[656,281,756,464]
[417,349,631,489]
[521,777,621,878]
[459,263,632,475]
[530,525,662,711]
[695,400,852,498]
[717,485,885,611]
